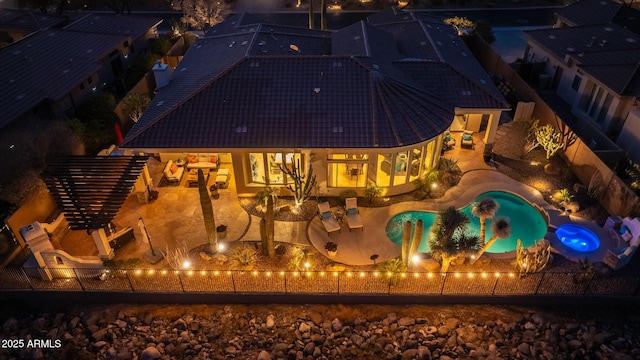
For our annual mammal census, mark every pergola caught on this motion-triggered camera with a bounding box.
[41,156,148,230]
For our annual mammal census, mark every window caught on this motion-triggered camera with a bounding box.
[571,75,582,91]
[248,153,265,184]
[376,154,392,187]
[393,151,409,186]
[596,94,613,124]
[327,154,368,188]
[248,152,302,186]
[409,146,423,182]
[588,88,604,117]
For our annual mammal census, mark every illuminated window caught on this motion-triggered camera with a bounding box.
[376,154,391,187]
[393,151,409,186]
[248,153,265,184]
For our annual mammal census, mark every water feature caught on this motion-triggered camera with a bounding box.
[386,191,548,254]
[555,224,600,252]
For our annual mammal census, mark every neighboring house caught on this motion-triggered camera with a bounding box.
[524,0,640,161]
[63,13,162,72]
[0,14,162,130]
[0,8,66,48]
[554,0,640,34]
[120,8,508,197]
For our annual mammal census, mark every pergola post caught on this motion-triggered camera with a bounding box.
[91,228,114,260]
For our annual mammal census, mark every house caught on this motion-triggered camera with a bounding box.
[0,9,66,48]
[0,14,162,130]
[524,0,640,163]
[120,8,508,197]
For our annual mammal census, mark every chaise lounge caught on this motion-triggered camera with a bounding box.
[318,202,341,235]
[345,197,363,231]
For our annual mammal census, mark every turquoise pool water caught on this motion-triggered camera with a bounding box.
[385,191,548,254]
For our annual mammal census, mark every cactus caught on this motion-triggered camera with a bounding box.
[198,169,217,253]
[401,221,412,266]
[409,219,423,263]
[515,239,551,277]
[279,159,316,209]
[265,196,275,258]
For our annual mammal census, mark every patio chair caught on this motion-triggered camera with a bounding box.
[318,202,341,235]
[345,197,364,231]
[215,168,229,188]
[460,130,475,149]
[443,130,456,150]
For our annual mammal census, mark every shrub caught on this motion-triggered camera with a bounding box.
[150,37,173,57]
[378,258,407,285]
[229,246,258,270]
[339,189,358,205]
[363,182,382,205]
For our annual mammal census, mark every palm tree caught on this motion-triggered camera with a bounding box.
[471,197,499,246]
[471,217,511,264]
[428,206,481,272]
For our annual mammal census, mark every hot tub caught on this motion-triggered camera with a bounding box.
[555,224,600,252]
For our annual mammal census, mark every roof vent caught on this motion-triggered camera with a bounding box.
[229,41,236,47]
[156,100,164,106]
[461,52,467,57]
[436,41,442,46]
[332,61,342,67]
[241,40,248,46]
[599,40,607,46]
[354,35,360,40]
[236,126,247,133]
[16,94,25,100]
[180,67,187,72]
[314,87,321,93]
[566,47,575,52]
[250,61,260,67]
[332,126,343,133]
[548,35,556,39]
[420,41,426,46]
[604,27,613,32]
[461,90,472,96]
[626,38,637,43]
[259,40,266,46]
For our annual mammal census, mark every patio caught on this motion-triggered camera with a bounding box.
[55,128,619,270]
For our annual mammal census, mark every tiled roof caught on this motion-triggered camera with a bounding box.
[0,9,66,35]
[525,24,640,96]
[555,0,640,34]
[555,0,622,26]
[0,29,127,128]
[63,14,162,38]
[122,8,508,150]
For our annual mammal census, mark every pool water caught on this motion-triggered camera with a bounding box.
[555,224,600,252]
[385,191,548,254]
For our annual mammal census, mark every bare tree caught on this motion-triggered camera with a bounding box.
[120,92,150,123]
[176,0,230,30]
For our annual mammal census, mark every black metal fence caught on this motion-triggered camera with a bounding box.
[1,267,639,296]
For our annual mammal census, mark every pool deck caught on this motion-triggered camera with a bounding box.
[307,168,616,266]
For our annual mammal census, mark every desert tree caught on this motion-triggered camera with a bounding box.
[120,92,150,123]
[176,0,230,30]
[472,217,511,264]
[471,197,499,246]
[535,124,565,159]
[444,17,474,35]
[428,206,480,272]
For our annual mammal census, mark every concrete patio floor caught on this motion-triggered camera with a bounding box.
[58,126,616,267]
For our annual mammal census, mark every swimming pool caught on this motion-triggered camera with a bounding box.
[555,224,600,252]
[385,191,548,254]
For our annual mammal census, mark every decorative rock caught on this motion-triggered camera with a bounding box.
[437,326,450,337]
[224,346,237,355]
[94,341,107,348]
[444,318,459,329]
[298,322,311,333]
[402,349,418,359]
[517,343,531,355]
[140,347,161,360]
[332,318,343,332]
[309,312,322,326]
[257,350,272,360]
[266,315,276,328]
[398,317,415,327]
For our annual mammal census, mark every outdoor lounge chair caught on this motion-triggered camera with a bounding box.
[460,130,475,149]
[443,130,456,150]
[215,168,229,188]
[318,202,341,235]
[345,197,364,231]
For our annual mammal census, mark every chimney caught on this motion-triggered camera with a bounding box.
[152,60,173,90]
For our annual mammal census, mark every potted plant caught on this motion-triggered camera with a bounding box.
[209,184,219,199]
[325,241,338,258]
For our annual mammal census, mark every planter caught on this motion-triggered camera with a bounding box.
[327,250,337,259]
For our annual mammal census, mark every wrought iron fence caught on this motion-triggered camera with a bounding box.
[1,267,639,297]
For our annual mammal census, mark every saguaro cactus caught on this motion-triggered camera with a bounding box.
[401,221,412,266]
[279,159,316,209]
[198,169,217,253]
[409,219,423,263]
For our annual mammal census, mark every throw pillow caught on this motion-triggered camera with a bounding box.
[210,155,218,163]
[347,208,358,215]
[463,133,472,141]
[170,163,178,174]
[445,134,451,141]
[188,155,198,163]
